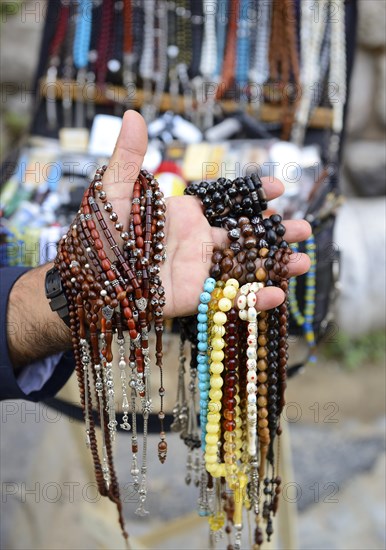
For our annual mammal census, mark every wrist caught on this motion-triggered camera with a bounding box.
[45,265,71,327]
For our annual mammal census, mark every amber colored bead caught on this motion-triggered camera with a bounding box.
[223,419,236,431]
[259,427,270,439]
[225,397,236,409]
[100,259,110,271]
[225,373,237,385]
[257,347,267,358]
[237,251,246,263]
[258,384,268,395]
[127,320,136,331]
[232,264,243,279]
[123,307,132,319]
[106,270,115,281]
[212,250,223,263]
[258,418,269,428]
[241,224,253,237]
[245,236,257,249]
[258,396,267,407]
[258,335,268,346]
[255,267,267,281]
[225,386,237,398]
[224,409,235,420]
[259,247,269,258]
[257,359,268,370]
[221,256,233,273]
[158,441,167,452]
[257,373,268,385]
[281,265,289,277]
[223,248,234,259]
[210,264,222,278]
[258,320,268,331]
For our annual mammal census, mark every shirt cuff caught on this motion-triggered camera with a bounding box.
[16,352,64,394]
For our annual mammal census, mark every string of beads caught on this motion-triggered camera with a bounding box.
[171,173,293,548]
[56,167,294,548]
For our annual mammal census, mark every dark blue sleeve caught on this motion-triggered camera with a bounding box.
[0,267,75,402]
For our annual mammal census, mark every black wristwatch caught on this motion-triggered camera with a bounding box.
[45,266,71,327]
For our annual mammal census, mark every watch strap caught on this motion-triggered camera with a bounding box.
[45,266,71,327]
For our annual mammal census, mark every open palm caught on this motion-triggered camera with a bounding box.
[100,111,311,319]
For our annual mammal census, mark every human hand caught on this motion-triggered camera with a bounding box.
[99,110,311,319]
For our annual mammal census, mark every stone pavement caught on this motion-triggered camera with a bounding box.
[1,352,385,550]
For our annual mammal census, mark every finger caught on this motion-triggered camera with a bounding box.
[260,176,284,201]
[255,287,285,310]
[210,226,311,278]
[287,252,311,276]
[212,220,312,248]
[101,110,148,199]
[282,219,312,243]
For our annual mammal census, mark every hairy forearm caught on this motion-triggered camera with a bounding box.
[7,263,72,373]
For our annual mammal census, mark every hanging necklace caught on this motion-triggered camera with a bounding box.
[289,235,317,362]
[249,0,271,116]
[291,0,328,146]
[73,0,93,127]
[45,0,70,129]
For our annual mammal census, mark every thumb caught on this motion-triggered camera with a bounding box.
[101,110,148,201]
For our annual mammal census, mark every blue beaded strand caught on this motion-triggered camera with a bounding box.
[197,277,216,450]
[73,0,93,70]
[289,235,317,362]
[235,0,251,90]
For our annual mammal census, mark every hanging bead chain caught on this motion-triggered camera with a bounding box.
[184,174,293,548]
[291,0,328,146]
[45,0,347,131]
[55,166,167,540]
[289,235,317,361]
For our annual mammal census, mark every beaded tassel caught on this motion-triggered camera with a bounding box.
[184,174,293,548]
[55,166,167,541]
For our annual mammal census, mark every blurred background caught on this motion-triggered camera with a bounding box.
[0,1,385,549]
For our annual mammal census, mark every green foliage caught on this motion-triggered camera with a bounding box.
[320,329,386,370]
